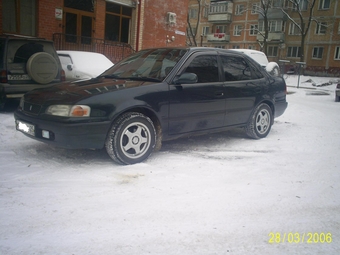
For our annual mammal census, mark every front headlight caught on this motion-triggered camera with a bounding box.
[46,105,91,117]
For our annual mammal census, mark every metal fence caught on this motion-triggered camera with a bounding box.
[52,33,135,63]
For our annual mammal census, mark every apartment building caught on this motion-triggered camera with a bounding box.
[0,0,189,62]
[188,0,340,76]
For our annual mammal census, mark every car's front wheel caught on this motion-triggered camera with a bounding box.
[245,103,273,139]
[105,112,156,165]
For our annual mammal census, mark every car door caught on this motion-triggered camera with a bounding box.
[168,52,226,135]
[220,53,265,126]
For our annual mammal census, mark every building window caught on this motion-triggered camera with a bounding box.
[312,47,323,59]
[318,0,330,9]
[215,25,227,33]
[338,22,340,34]
[2,0,36,36]
[251,3,259,14]
[335,46,340,60]
[250,24,258,35]
[105,2,132,43]
[210,2,229,13]
[316,22,327,34]
[267,46,278,57]
[287,46,301,58]
[202,26,209,36]
[234,25,242,36]
[233,45,240,49]
[189,8,198,19]
[300,0,308,10]
[259,21,283,32]
[289,23,301,35]
[235,5,245,15]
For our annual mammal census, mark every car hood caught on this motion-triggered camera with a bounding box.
[24,78,151,105]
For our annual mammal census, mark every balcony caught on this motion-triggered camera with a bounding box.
[257,32,285,42]
[207,33,230,42]
[208,13,232,23]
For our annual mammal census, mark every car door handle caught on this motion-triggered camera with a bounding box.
[215,91,224,97]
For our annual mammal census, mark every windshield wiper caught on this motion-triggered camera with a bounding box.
[125,76,161,82]
[99,74,123,79]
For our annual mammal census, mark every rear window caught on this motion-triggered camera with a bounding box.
[7,40,57,63]
[6,40,58,74]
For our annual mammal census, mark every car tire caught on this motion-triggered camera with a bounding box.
[105,112,156,165]
[26,52,59,84]
[335,95,340,102]
[245,103,273,139]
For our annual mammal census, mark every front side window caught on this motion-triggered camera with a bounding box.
[184,55,219,83]
[221,55,256,81]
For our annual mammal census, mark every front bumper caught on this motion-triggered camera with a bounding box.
[14,110,112,149]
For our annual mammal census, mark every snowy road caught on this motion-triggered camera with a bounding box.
[0,76,340,254]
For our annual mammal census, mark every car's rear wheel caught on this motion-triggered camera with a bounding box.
[105,112,156,165]
[245,103,273,139]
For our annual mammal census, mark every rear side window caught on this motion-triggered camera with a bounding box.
[221,55,262,81]
[184,55,219,83]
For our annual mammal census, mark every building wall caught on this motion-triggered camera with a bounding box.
[0,0,189,51]
[37,0,63,40]
[141,0,189,49]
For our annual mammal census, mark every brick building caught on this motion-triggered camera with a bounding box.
[0,0,189,62]
[188,0,340,76]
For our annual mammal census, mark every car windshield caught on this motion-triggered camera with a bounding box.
[101,48,188,81]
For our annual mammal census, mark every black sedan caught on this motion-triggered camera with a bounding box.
[14,47,288,165]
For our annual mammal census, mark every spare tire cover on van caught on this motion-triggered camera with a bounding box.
[26,52,58,84]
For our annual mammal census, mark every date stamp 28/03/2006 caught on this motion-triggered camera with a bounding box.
[268,232,332,244]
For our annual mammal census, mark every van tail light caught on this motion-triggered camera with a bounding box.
[61,69,66,82]
[0,70,8,83]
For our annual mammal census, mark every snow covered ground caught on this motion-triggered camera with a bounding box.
[0,75,339,255]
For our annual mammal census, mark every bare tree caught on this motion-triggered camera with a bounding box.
[280,0,317,62]
[187,0,202,46]
[252,0,274,55]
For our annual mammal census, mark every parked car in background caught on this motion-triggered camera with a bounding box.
[335,83,340,102]
[0,34,64,109]
[57,51,114,81]
[15,47,288,165]
[230,49,280,76]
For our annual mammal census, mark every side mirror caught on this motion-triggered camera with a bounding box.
[173,72,198,85]
[67,64,73,71]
